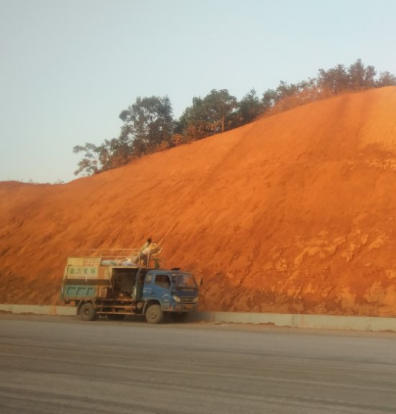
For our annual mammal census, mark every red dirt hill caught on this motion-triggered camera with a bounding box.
[1,87,396,316]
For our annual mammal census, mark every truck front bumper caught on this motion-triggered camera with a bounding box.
[172,303,197,312]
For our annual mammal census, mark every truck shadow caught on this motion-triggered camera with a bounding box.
[98,314,189,324]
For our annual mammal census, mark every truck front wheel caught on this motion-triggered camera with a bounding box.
[145,304,164,324]
[80,303,96,321]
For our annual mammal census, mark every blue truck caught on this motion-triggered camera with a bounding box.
[60,249,199,323]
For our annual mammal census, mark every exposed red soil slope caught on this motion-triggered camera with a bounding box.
[1,87,396,316]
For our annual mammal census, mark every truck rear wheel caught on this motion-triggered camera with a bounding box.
[145,304,164,324]
[80,303,96,321]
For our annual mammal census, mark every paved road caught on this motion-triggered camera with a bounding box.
[0,314,395,414]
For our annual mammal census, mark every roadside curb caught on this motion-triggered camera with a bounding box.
[1,304,396,332]
[187,311,396,332]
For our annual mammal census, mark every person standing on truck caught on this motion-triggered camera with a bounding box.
[138,238,152,265]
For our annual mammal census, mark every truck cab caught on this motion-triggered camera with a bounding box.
[143,270,199,323]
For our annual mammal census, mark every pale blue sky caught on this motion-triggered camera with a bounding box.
[0,0,395,183]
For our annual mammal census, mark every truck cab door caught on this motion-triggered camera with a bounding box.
[143,274,154,297]
[151,274,172,309]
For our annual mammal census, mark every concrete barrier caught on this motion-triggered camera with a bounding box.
[188,311,396,332]
[1,304,396,332]
[0,304,76,316]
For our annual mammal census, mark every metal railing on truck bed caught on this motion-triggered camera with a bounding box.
[66,246,162,268]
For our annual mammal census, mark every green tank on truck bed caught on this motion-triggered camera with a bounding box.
[60,249,199,324]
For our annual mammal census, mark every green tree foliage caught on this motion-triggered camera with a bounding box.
[73,135,133,176]
[204,89,238,134]
[176,97,206,141]
[376,71,396,87]
[262,88,277,112]
[73,142,102,176]
[317,64,350,95]
[317,59,379,95]
[233,89,264,127]
[261,79,318,114]
[180,89,238,140]
[74,96,174,175]
[74,60,396,176]
[263,59,396,116]
[119,95,174,155]
[348,59,376,90]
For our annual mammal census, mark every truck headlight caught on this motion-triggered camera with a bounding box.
[173,295,181,302]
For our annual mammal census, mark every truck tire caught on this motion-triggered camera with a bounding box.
[80,303,96,321]
[170,312,187,323]
[145,304,164,324]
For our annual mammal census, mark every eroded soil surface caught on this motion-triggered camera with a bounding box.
[1,87,396,316]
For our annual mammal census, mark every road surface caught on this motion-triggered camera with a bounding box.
[0,314,395,413]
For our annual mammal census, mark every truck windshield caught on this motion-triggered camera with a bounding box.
[171,274,197,288]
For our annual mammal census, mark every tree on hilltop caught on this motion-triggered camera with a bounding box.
[376,71,396,87]
[73,60,396,176]
[233,89,264,127]
[179,89,238,140]
[348,59,376,90]
[119,95,174,155]
[317,59,382,95]
[317,64,350,95]
[73,96,174,175]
